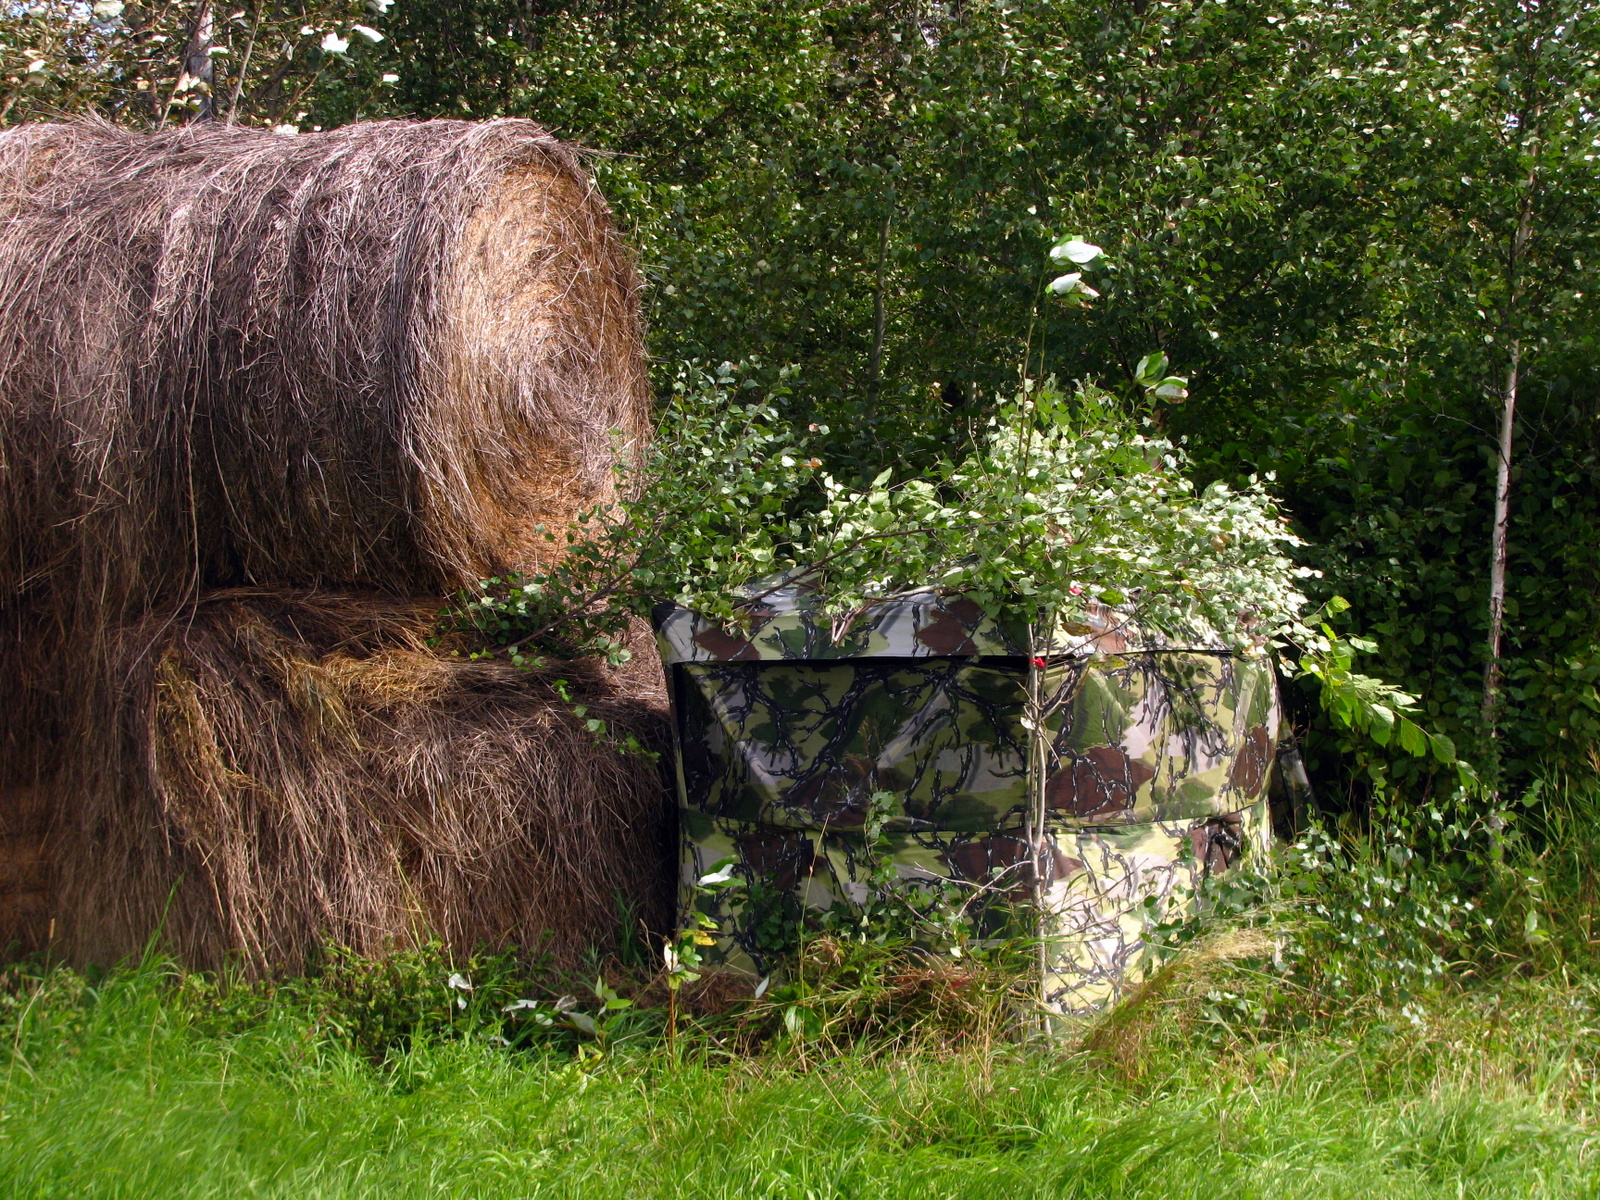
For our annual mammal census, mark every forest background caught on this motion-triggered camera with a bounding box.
[6,0,1597,808]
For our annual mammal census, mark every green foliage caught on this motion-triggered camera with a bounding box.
[1,0,393,128]
[1140,774,1571,1029]
[1276,392,1600,795]
[366,0,1599,800]
[358,0,1447,454]
[164,941,567,1063]
[1290,599,1473,791]
[449,367,1311,667]
[781,382,1311,650]
[1168,818,1478,1019]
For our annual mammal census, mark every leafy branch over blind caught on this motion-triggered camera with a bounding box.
[446,366,1316,672]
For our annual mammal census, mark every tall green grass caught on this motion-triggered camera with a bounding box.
[1,954,1597,1199]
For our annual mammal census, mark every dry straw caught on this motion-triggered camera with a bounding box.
[0,118,667,970]
[61,592,672,972]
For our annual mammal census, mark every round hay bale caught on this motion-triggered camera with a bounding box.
[39,591,673,972]
[0,117,648,616]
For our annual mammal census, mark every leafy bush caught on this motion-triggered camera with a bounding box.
[447,367,1311,664]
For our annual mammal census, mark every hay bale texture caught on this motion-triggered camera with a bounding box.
[71,593,671,971]
[0,119,670,969]
[0,116,648,641]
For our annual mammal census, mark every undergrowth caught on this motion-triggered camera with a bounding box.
[3,776,1600,1198]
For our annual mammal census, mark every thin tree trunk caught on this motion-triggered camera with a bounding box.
[867,212,892,399]
[226,1,264,124]
[1022,636,1050,1030]
[1482,171,1536,737]
[187,1,216,121]
[1481,341,1520,730]
[160,0,214,125]
[1023,617,1082,1036]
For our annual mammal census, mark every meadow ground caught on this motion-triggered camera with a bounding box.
[1,942,1597,1200]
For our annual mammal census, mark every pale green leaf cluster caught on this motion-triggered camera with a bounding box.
[771,382,1311,653]
[447,368,1311,661]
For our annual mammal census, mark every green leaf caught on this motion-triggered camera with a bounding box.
[1368,704,1395,745]
[1134,351,1168,384]
[782,1004,822,1039]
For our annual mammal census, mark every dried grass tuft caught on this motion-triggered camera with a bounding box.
[1081,925,1281,1078]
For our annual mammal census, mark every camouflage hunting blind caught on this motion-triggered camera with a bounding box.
[656,585,1288,1015]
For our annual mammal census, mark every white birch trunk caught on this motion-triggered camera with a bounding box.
[1481,343,1520,730]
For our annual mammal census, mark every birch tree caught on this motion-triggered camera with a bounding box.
[1367,2,1600,756]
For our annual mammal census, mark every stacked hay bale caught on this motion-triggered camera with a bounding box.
[0,118,670,971]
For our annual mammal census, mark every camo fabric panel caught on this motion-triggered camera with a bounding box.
[655,587,1230,665]
[679,800,1272,1015]
[660,588,1281,1016]
[673,652,1278,832]
[1046,651,1279,826]
[1036,804,1272,1013]
[674,658,1030,833]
